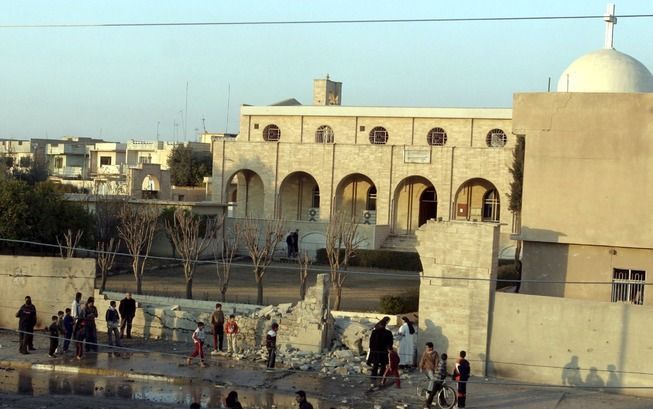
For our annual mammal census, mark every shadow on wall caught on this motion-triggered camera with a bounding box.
[516,227,568,297]
[561,355,622,391]
[423,319,449,356]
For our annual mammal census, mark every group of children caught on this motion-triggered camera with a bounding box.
[44,295,122,360]
[187,312,241,368]
[418,342,471,409]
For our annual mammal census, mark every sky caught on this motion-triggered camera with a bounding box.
[0,1,652,142]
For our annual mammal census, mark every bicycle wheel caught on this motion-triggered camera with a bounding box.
[436,384,457,409]
[416,379,430,399]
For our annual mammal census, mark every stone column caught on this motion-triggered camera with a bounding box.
[415,220,499,375]
[277,273,333,353]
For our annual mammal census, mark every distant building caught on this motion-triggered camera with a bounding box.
[212,77,516,255]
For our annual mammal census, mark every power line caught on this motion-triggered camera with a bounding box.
[1,14,653,29]
[1,237,650,286]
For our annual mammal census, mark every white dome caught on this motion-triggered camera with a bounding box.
[557,48,653,93]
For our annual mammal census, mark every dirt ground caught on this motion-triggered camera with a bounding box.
[103,259,419,311]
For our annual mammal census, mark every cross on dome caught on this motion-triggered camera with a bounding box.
[604,3,617,49]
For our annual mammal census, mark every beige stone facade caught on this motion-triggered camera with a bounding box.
[416,220,499,375]
[213,90,516,253]
[513,92,653,304]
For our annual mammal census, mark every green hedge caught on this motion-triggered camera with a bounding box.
[314,248,422,271]
[379,289,419,314]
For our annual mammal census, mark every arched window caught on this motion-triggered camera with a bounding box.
[311,185,320,208]
[482,189,500,222]
[315,125,334,143]
[366,186,377,211]
[427,127,448,146]
[486,128,507,148]
[263,124,281,142]
[369,127,388,145]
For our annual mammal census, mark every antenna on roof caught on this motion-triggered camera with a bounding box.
[225,83,231,133]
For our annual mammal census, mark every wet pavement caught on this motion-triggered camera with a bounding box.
[1,330,653,408]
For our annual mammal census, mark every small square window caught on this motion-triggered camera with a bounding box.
[359,126,366,132]
[254,123,259,130]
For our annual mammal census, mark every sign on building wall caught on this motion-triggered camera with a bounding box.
[404,148,431,164]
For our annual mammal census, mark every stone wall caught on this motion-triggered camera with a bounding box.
[415,220,499,375]
[0,256,95,329]
[489,292,653,397]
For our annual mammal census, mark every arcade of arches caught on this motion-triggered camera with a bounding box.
[225,171,500,231]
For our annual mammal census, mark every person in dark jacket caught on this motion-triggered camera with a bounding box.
[105,300,121,348]
[453,350,471,408]
[119,292,136,339]
[225,391,244,409]
[47,315,59,358]
[62,308,74,353]
[16,296,37,354]
[84,297,98,352]
[367,319,394,386]
[295,390,314,409]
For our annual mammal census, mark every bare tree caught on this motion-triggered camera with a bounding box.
[325,211,362,310]
[236,217,285,305]
[97,238,120,293]
[117,204,159,295]
[213,226,239,302]
[164,208,220,299]
[57,229,84,258]
[297,250,311,300]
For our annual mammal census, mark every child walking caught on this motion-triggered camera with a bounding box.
[382,345,401,388]
[105,300,121,348]
[225,314,239,355]
[55,310,65,354]
[187,322,207,368]
[47,315,59,358]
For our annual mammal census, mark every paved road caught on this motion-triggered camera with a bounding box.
[1,330,652,408]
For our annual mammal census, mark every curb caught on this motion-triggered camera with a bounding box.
[0,359,187,385]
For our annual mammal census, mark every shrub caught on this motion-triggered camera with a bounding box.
[497,263,520,289]
[379,289,419,314]
[314,248,422,271]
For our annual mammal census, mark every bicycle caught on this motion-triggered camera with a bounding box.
[416,375,457,409]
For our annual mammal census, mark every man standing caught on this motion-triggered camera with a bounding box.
[119,292,136,339]
[367,319,394,386]
[295,390,314,409]
[210,303,225,354]
[71,292,82,320]
[16,296,37,354]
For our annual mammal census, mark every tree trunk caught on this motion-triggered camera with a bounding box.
[334,285,343,310]
[100,271,107,293]
[136,275,143,295]
[186,277,193,299]
[514,240,523,293]
[220,289,227,302]
[256,274,264,305]
[300,279,307,300]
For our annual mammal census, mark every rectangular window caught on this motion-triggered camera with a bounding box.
[611,269,645,305]
[138,156,151,164]
[54,157,63,169]
[253,123,259,130]
[100,156,112,166]
[359,125,366,132]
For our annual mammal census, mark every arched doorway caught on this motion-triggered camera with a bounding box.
[278,172,320,221]
[141,174,160,199]
[453,178,500,222]
[393,176,437,234]
[335,173,377,224]
[226,169,264,218]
